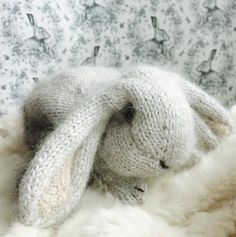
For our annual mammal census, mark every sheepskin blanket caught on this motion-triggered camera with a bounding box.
[1,106,236,237]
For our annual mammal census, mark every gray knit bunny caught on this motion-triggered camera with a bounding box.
[19,65,232,228]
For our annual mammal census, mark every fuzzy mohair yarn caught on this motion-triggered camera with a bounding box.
[17,65,232,228]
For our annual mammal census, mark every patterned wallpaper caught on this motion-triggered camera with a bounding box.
[0,0,236,116]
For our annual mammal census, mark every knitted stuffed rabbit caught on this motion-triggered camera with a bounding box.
[19,65,232,228]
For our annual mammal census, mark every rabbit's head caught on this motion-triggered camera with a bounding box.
[27,13,50,40]
[35,27,50,40]
[19,66,232,228]
[99,68,196,177]
[196,49,217,73]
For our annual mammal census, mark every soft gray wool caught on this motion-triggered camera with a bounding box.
[20,65,232,228]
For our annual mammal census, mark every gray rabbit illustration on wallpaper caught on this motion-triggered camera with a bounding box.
[19,65,232,228]
[77,0,104,22]
[196,49,227,90]
[139,16,170,60]
[150,16,169,55]
[24,13,51,54]
[203,0,231,25]
[79,0,111,36]
[82,0,103,11]
[81,46,100,65]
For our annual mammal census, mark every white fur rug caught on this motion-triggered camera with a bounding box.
[1,106,236,237]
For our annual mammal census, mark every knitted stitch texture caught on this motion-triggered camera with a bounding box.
[20,65,232,228]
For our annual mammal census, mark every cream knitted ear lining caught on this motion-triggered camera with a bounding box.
[19,65,232,229]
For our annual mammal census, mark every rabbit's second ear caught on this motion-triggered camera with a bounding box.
[210,49,217,61]
[180,79,233,139]
[18,90,127,227]
[151,16,157,28]
[94,46,100,57]
[27,13,35,26]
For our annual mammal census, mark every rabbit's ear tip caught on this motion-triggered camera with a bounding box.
[94,46,100,56]
[151,16,156,21]
[27,13,35,25]
[213,121,233,139]
[26,13,33,18]
[210,49,217,58]
[211,49,217,54]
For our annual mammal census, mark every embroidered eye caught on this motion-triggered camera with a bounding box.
[160,160,169,169]
[122,102,136,124]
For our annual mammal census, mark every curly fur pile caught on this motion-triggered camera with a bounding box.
[1,106,236,236]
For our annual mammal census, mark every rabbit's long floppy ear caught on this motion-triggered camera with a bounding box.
[18,91,127,228]
[180,79,233,150]
[209,49,217,61]
[27,13,35,26]
[94,46,100,57]
[151,16,158,28]
[209,49,217,68]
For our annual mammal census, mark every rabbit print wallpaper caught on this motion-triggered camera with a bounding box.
[0,0,236,116]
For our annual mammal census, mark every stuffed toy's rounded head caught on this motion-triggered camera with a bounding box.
[99,70,196,177]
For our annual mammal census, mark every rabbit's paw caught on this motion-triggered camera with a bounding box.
[109,178,147,205]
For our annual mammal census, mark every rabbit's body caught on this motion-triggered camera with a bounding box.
[199,70,226,88]
[23,38,47,53]
[203,0,230,25]
[206,8,230,26]
[71,0,104,26]
[79,0,111,36]
[20,65,232,228]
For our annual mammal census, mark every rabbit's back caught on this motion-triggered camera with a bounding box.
[200,70,227,89]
